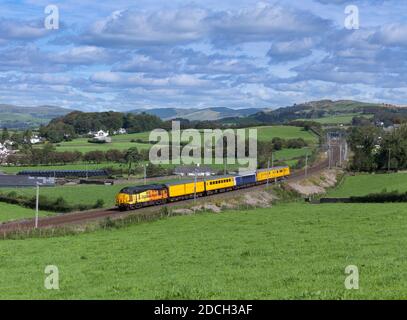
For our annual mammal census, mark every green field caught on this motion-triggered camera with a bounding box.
[252,126,317,143]
[0,178,184,209]
[0,162,128,175]
[1,202,407,299]
[0,203,53,223]
[327,172,407,197]
[274,147,311,160]
[53,137,151,153]
[44,126,318,153]
[296,113,373,125]
[0,184,134,209]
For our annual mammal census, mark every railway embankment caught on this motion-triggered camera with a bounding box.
[286,168,343,197]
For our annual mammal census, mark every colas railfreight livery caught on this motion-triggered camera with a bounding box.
[116,166,290,211]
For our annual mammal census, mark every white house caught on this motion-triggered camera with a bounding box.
[113,128,127,135]
[0,143,11,163]
[94,130,109,139]
[30,135,42,144]
[89,130,112,143]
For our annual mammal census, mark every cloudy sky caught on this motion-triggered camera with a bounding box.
[0,0,406,111]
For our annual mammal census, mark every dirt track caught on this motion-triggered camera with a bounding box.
[0,145,340,234]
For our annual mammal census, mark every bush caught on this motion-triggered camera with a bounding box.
[100,217,117,229]
[88,138,108,144]
[94,199,105,208]
[53,197,71,212]
[0,192,94,213]
[350,190,407,203]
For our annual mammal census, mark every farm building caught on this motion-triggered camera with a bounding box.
[88,130,112,143]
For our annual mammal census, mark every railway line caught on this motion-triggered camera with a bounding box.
[0,145,341,235]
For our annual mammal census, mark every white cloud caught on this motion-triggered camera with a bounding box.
[371,24,407,47]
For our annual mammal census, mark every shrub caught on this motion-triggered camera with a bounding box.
[94,199,105,208]
[350,190,407,203]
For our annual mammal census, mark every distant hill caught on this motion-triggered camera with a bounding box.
[0,104,73,129]
[219,100,402,126]
[128,107,264,121]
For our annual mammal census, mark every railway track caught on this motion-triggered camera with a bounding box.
[0,147,340,234]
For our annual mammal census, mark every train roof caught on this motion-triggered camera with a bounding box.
[256,166,289,172]
[205,174,236,180]
[120,184,166,194]
[165,179,204,186]
[235,171,256,176]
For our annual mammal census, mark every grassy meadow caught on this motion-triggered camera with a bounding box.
[327,172,407,197]
[0,162,128,175]
[35,126,318,153]
[296,113,373,125]
[0,178,184,210]
[0,203,54,223]
[252,126,317,143]
[1,202,407,299]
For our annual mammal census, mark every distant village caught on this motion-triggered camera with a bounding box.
[0,128,128,165]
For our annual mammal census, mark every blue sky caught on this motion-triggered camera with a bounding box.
[0,0,407,111]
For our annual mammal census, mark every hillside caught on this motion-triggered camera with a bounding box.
[128,107,263,121]
[221,100,401,126]
[0,104,73,129]
[2,99,403,130]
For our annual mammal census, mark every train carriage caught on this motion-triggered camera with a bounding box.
[234,172,257,188]
[165,180,205,201]
[256,166,290,183]
[205,175,236,193]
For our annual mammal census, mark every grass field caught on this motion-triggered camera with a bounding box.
[43,126,318,153]
[274,147,311,160]
[296,113,373,125]
[327,172,407,197]
[1,202,407,299]
[252,126,317,143]
[0,184,136,209]
[53,138,150,153]
[0,203,54,223]
[0,178,184,209]
[309,114,356,125]
[0,162,128,175]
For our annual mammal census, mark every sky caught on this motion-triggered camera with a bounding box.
[0,0,406,111]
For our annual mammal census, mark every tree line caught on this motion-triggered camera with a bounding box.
[4,144,149,166]
[348,124,407,172]
[39,111,169,143]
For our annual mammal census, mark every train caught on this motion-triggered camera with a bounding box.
[116,166,291,211]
